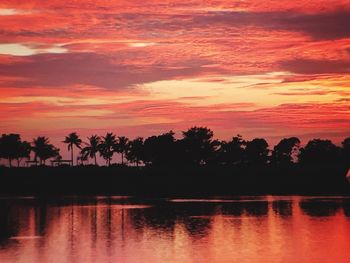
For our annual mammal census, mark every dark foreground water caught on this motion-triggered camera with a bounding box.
[1,196,350,263]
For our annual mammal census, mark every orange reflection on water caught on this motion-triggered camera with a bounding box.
[1,196,350,263]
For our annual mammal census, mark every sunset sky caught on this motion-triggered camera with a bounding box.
[1,0,349,154]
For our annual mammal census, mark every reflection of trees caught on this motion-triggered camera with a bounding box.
[221,201,271,217]
[172,202,217,218]
[243,201,268,216]
[300,200,340,217]
[341,200,350,217]
[272,200,293,217]
[90,199,97,249]
[128,200,272,240]
[221,202,244,216]
[0,201,12,241]
[35,200,48,236]
[128,202,217,239]
[183,217,211,237]
[0,199,49,245]
[129,206,177,233]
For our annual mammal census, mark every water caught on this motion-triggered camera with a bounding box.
[1,196,350,263]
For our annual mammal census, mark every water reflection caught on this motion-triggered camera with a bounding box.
[272,200,293,217]
[244,201,269,216]
[300,199,341,217]
[1,196,350,262]
[342,200,350,217]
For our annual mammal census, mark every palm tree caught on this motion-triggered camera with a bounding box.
[78,150,89,166]
[114,136,129,165]
[63,132,82,166]
[32,136,59,165]
[81,135,101,165]
[16,141,31,167]
[126,137,144,167]
[100,132,117,166]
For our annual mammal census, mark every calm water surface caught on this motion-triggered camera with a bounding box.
[1,196,350,263]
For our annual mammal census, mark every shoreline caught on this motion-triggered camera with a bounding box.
[0,164,349,197]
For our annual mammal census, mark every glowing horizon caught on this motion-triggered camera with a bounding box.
[0,0,349,157]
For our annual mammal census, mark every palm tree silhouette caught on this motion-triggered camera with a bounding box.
[32,136,48,165]
[63,132,82,166]
[32,136,59,165]
[81,135,101,165]
[78,150,89,165]
[114,136,129,165]
[126,137,144,167]
[16,141,31,167]
[100,132,117,166]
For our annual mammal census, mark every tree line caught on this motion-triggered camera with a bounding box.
[0,127,349,168]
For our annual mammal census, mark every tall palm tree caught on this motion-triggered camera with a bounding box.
[114,136,129,165]
[63,132,82,166]
[32,136,59,165]
[100,132,117,166]
[81,135,101,165]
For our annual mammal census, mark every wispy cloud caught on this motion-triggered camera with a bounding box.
[0,43,67,56]
[0,8,30,16]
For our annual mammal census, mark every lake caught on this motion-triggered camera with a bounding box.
[1,196,350,263]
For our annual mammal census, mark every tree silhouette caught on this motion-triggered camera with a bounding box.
[341,138,350,165]
[114,136,129,165]
[63,132,82,166]
[0,134,30,167]
[272,137,300,166]
[32,136,60,165]
[218,135,246,165]
[143,131,176,166]
[299,139,340,165]
[244,138,269,165]
[81,135,101,165]
[16,141,31,167]
[1,129,349,170]
[100,132,117,166]
[182,127,217,165]
[78,150,89,165]
[126,137,144,167]
[0,134,16,167]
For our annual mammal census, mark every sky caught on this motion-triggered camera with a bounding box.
[0,0,350,156]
